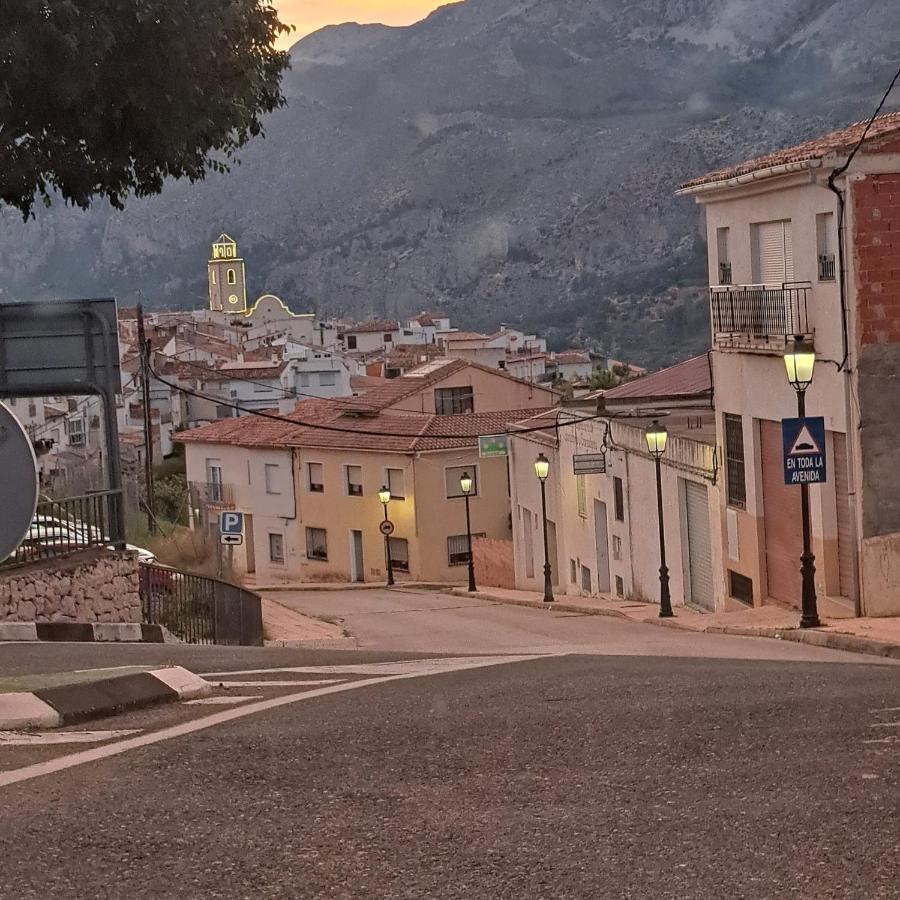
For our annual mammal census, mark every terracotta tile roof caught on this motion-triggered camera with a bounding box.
[350,374,387,393]
[553,350,591,365]
[338,358,464,412]
[218,361,287,380]
[175,398,554,453]
[679,110,900,192]
[442,331,490,342]
[601,355,711,404]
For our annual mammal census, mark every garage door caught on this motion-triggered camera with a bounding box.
[684,480,714,610]
[760,419,802,606]
[833,433,854,600]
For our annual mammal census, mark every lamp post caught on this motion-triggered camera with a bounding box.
[378,485,395,587]
[645,421,673,618]
[459,472,477,592]
[784,336,821,628]
[534,453,554,603]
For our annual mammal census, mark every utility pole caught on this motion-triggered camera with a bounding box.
[136,305,156,534]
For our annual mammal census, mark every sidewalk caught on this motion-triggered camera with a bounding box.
[449,586,900,661]
[260,596,356,648]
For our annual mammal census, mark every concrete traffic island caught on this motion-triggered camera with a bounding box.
[0,666,211,729]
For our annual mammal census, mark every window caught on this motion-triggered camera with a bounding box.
[724,413,746,510]
[576,474,587,518]
[308,462,324,493]
[269,533,285,563]
[227,268,236,285]
[570,559,577,583]
[729,570,753,605]
[318,371,337,387]
[66,416,85,446]
[346,335,358,350]
[386,467,405,500]
[581,565,592,593]
[434,386,474,415]
[346,465,363,497]
[613,477,625,522]
[305,528,327,561]
[612,535,622,561]
[751,219,794,284]
[383,333,394,343]
[446,465,477,498]
[210,270,217,285]
[297,372,310,388]
[447,533,485,566]
[817,212,836,281]
[389,537,409,572]
[28,401,36,418]
[615,575,625,597]
[206,458,223,502]
[264,463,281,495]
[716,227,731,284]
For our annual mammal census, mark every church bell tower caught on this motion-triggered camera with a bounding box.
[208,233,247,314]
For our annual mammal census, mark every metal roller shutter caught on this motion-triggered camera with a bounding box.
[756,220,794,283]
[760,419,803,606]
[684,480,714,610]
[833,433,854,600]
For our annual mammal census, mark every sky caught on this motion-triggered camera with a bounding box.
[274,1,448,48]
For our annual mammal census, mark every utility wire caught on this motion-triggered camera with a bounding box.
[148,357,643,440]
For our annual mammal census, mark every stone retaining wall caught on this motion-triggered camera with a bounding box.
[0,549,141,624]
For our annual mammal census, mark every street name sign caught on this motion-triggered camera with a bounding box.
[479,434,510,458]
[573,452,607,475]
[219,511,245,536]
[782,416,827,485]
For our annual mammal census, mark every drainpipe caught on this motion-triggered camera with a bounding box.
[825,170,863,617]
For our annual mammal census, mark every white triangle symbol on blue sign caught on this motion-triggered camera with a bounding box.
[788,424,822,456]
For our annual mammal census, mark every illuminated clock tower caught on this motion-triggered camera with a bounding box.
[208,233,247,314]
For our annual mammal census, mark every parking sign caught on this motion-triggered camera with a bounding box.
[219,511,245,535]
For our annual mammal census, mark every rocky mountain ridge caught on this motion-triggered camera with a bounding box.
[1,0,898,367]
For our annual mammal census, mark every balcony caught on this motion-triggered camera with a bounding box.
[189,481,235,510]
[818,254,836,281]
[710,282,812,351]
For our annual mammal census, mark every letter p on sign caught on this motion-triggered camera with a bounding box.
[219,511,244,535]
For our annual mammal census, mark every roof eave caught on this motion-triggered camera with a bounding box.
[676,158,825,198]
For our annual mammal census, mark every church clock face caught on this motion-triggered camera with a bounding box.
[227,294,240,306]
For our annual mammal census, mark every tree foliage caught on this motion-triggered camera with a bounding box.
[1,1,291,217]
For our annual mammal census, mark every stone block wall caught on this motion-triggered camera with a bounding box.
[0,549,141,624]
[473,538,516,590]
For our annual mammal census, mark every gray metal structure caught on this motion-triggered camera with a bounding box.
[0,403,39,563]
[0,298,125,546]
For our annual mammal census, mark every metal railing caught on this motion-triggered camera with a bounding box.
[710,282,811,345]
[818,254,836,281]
[188,480,235,508]
[718,261,733,285]
[139,562,263,646]
[2,490,119,568]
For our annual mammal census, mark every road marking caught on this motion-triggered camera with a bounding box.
[183,695,264,706]
[868,721,900,728]
[0,730,140,746]
[213,680,344,688]
[0,655,550,789]
[863,737,900,745]
[869,707,900,713]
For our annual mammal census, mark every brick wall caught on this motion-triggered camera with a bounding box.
[473,538,515,589]
[0,549,141,624]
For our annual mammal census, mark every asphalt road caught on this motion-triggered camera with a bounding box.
[265,587,895,664]
[0,653,898,899]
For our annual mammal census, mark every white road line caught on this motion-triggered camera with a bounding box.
[868,721,900,728]
[0,654,552,790]
[0,730,140,746]
[863,737,900,744]
[183,696,264,706]
[869,707,900,713]
[213,680,344,688]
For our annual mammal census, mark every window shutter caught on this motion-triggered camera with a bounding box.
[755,221,793,284]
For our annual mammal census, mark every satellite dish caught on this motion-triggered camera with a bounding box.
[0,402,39,563]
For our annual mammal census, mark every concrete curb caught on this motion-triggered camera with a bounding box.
[454,588,900,662]
[0,622,175,643]
[0,666,211,729]
[257,582,460,593]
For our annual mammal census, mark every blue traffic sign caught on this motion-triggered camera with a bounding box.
[219,511,245,535]
[782,417,827,486]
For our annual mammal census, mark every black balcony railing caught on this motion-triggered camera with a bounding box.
[718,261,733,285]
[189,480,235,509]
[2,490,120,568]
[139,562,263,646]
[818,254,836,281]
[710,282,811,345]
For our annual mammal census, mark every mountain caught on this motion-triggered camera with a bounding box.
[1,0,898,368]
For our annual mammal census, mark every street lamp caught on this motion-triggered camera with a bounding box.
[645,421,673,618]
[533,453,554,603]
[378,485,395,587]
[459,472,477,592]
[784,336,821,628]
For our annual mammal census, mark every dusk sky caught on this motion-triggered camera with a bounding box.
[274,1,449,48]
